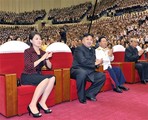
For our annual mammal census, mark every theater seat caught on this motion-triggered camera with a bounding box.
[113,45,141,83]
[70,65,113,101]
[45,42,73,102]
[45,42,114,101]
[0,41,57,117]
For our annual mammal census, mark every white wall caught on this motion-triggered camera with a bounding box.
[0,0,96,13]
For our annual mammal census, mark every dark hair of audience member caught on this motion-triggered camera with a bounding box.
[28,31,41,46]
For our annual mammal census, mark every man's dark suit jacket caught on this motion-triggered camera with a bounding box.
[70,44,97,82]
[124,45,140,62]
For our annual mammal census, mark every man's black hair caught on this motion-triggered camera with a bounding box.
[82,33,94,38]
[98,36,106,42]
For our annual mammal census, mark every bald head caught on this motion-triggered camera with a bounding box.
[130,38,139,48]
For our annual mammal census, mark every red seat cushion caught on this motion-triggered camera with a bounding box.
[17,85,36,95]
[17,85,55,115]
[70,72,113,101]
[70,79,91,101]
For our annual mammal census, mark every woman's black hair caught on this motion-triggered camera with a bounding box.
[28,30,41,46]
[29,30,40,40]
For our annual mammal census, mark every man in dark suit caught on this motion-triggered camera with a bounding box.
[70,33,106,104]
[59,27,67,43]
[124,38,148,84]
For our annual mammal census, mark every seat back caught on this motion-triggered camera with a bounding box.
[46,42,73,69]
[0,41,29,78]
[0,41,29,117]
[113,45,125,62]
[113,45,125,52]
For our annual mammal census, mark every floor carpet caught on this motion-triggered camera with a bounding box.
[0,83,148,120]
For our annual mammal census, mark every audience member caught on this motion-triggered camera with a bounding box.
[21,31,55,117]
[70,33,105,104]
[124,37,148,84]
[96,36,129,93]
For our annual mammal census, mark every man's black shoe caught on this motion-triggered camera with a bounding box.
[79,99,86,104]
[141,80,147,84]
[113,87,123,93]
[144,79,148,82]
[86,96,97,101]
[119,85,129,91]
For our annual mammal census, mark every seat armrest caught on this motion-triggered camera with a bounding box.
[121,62,135,83]
[111,61,136,83]
[62,68,70,102]
[42,68,71,103]
[0,73,17,117]
[111,62,123,69]
[138,60,148,62]
[42,69,62,104]
[95,65,103,72]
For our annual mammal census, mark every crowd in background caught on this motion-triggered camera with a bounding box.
[0,10,46,25]
[0,0,148,53]
[0,26,36,45]
[116,0,147,9]
[48,2,92,24]
[39,10,148,53]
[87,0,147,20]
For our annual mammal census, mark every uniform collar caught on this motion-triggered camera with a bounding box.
[97,46,107,51]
